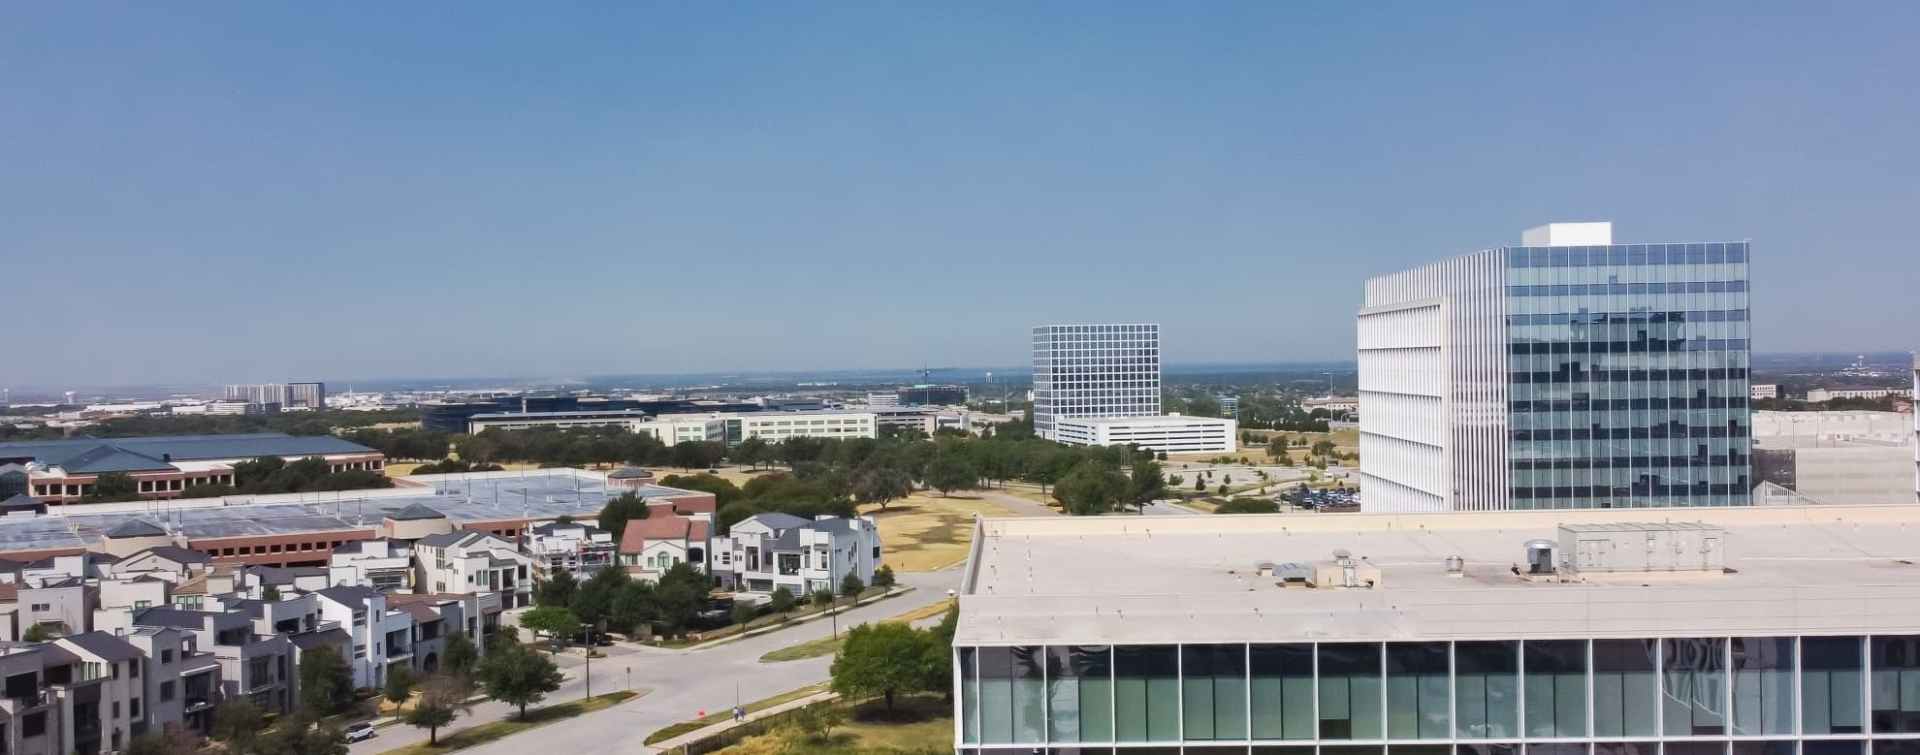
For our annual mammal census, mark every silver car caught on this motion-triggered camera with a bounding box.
[345,722,376,742]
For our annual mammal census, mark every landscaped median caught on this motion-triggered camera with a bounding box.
[377,691,638,755]
[655,585,912,650]
[643,683,829,746]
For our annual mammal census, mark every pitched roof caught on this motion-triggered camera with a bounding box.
[618,513,710,554]
[0,434,377,469]
[416,532,471,548]
[608,466,654,479]
[315,585,383,605]
[400,603,442,622]
[105,520,168,539]
[530,520,602,536]
[0,493,43,512]
[743,513,809,532]
[172,574,209,596]
[290,627,350,650]
[133,607,213,630]
[60,631,141,662]
[387,502,446,521]
[0,583,17,602]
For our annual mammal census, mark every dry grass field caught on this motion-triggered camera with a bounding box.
[859,492,1015,572]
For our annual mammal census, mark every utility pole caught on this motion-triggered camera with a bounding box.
[583,623,593,700]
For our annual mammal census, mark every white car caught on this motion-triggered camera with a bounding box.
[345,722,376,742]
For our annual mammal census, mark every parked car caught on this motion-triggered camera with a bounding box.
[345,722,377,742]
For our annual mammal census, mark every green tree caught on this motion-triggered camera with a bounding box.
[443,631,479,677]
[518,606,581,653]
[732,436,772,469]
[595,492,651,540]
[534,569,577,608]
[478,643,564,719]
[1194,476,1206,492]
[571,566,630,628]
[769,586,796,613]
[830,622,941,712]
[656,473,743,507]
[811,588,836,607]
[1215,498,1280,514]
[1127,459,1167,511]
[610,581,659,636]
[261,584,282,601]
[383,665,415,708]
[871,564,896,588]
[405,675,470,745]
[210,699,265,750]
[840,572,865,598]
[791,702,848,742]
[924,453,978,497]
[82,472,139,502]
[252,716,349,755]
[851,460,913,511]
[1054,461,1127,515]
[298,645,355,714]
[21,622,62,642]
[651,562,709,635]
[1311,439,1337,458]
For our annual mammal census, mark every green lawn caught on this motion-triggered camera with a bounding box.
[759,634,844,663]
[643,683,830,745]
[377,691,636,755]
[714,695,951,754]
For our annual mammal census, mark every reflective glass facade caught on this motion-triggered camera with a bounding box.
[1505,243,1751,508]
[1032,324,1162,441]
[958,635,1920,754]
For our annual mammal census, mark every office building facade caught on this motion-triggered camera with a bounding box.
[1032,323,1161,441]
[1053,415,1237,453]
[1357,223,1752,512]
[286,382,326,410]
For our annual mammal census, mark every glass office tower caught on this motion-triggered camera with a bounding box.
[1032,324,1162,441]
[1359,223,1752,511]
[1505,240,1751,509]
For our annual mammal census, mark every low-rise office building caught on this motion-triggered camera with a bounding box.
[1808,387,1911,402]
[1052,414,1238,453]
[0,434,384,505]
[954,505,1920,754]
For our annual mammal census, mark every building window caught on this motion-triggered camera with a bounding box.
[1731,637,1794,736]
[1804,636,1863,734]
[1387,642,1450,739]
[1114,644,1179,742]
[131,697,140,717]
[1455,640,1518,739]
[23,711,45,738]
[1043,645,1111,743]
[1871,636,1920,732]
[1525,640,1587,738]
[1319,643,1383,739]
[160,681,175,701]
[1183,643,1247,740]
[1595,639,1658,736]
[975,645,1044,744]
[1662,637,1727,736]
[160,649,174,664]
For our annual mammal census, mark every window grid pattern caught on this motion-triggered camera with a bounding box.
[1032,324,1162,441]
[958,636,1917,752]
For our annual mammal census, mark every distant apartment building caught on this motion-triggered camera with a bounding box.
[1,434,384,505]
[205,400,277,416]
[864,392,900,408]
[709,514,881,597]
[1031,323,1161,441]
[1750,383,1780,400]
[1358,222,1752,512]
[728,411,877,444]
[327,540,415,594]
[222,384,286,406]
[1217,395,1239,419]
[285,382,326,411]
[411,532,533,608]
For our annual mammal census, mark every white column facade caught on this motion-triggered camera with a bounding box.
[1357,250,1510,512]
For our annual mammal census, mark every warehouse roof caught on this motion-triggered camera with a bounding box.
[0,470,708,555]
[957,505,1920,646]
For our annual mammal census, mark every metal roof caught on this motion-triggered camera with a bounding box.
[0,470,705,554]
[0,434,377,472]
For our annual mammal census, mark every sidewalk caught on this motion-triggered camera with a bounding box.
[649,690,839,752]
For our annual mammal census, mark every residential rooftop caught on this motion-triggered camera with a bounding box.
[956,504,1920,647]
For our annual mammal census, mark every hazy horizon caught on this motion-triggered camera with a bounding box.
[7,3,1917,387]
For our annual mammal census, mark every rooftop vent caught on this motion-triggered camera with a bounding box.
[1444,555,1465,578]
[1525,539,1557,575]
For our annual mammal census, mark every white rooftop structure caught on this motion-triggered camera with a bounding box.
[1520,221,1613,246]
[955,505,1920,647]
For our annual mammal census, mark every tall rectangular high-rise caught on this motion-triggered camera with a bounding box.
[287,382,326,410]
[1357,222,1752,511]
[1031,323,1160,441]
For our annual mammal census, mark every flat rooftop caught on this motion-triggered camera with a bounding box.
[0,470,706,554]
[956,505,1920,646]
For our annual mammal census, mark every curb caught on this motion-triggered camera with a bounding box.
[650,691,840,751]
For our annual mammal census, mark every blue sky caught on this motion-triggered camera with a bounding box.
[5,2,1915,387]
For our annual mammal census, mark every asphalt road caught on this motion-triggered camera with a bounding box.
[348,567,964,755]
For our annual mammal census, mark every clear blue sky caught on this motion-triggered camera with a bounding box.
[6,2,1915,388]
